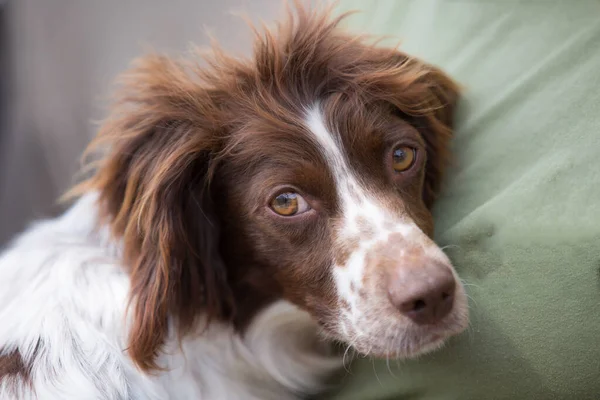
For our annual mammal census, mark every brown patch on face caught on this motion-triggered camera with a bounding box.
[63,2,459,370]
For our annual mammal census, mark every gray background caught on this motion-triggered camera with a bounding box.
[0,0,283,245]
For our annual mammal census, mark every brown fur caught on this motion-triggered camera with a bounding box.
[67,3,458,371]
[0,347,37,394]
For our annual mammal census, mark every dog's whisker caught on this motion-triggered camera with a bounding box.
[371,358,383,386]
[440,244,461,251]
[461,282,483,289]
[342,345,352,373]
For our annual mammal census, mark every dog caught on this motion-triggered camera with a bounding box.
[0,4,469,399]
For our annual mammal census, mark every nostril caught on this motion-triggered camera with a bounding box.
[441,292,451,301]
[412,299,426,312]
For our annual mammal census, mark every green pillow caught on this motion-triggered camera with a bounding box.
[329,1,600,399]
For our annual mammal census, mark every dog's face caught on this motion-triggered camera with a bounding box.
[79,7,468,370]
[217,101,468,358]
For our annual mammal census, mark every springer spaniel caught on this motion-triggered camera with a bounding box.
[0,4,469,399]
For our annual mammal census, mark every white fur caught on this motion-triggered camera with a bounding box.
[0,194,340,399]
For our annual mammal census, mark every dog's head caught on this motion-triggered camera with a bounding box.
[77,5,468,370]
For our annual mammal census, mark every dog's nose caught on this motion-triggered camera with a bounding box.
[388,263,456,325]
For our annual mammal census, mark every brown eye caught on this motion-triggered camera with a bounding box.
[270,192,310,216]
[392,146,416,172]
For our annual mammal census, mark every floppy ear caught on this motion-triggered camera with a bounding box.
[73,55,233,370]
[416,64,460,208]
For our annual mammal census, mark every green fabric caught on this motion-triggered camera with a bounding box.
[329,1,600,399]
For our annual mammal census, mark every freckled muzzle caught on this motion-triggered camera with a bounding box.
[334,230,469,359]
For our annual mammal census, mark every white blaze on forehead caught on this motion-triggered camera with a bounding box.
[304,106,420,322]
[305,107,390,232]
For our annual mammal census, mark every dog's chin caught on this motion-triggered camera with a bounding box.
[363,335,448,360]
[330,310,470,360]
[344,331,449,361]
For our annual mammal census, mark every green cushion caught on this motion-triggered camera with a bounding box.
[329,1,600,399]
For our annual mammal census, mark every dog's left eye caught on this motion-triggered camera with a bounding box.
[392,146,417,172]
[270,192,311,216]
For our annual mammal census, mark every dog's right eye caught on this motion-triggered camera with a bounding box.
[270,192,310,216]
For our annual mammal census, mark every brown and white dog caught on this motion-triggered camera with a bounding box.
[0,4,468,399]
